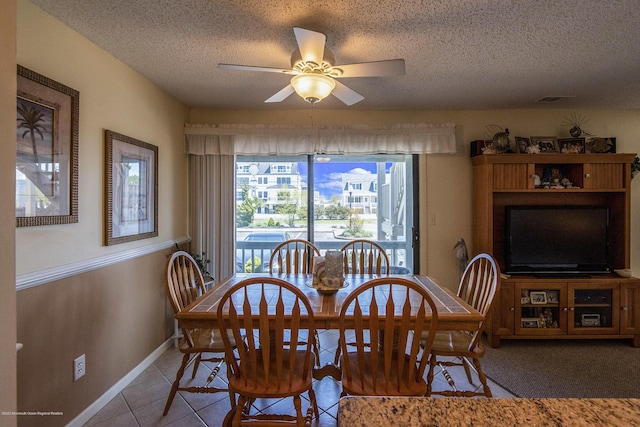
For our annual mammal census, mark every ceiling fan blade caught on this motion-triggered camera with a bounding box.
[265,84,295,103]
[293,27,326,64]
[218,63,293,74]
[332,81,365,106]
[334,59,406,77]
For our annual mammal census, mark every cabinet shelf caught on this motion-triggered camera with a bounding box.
[472,152,640,348]
[574,303,611,308]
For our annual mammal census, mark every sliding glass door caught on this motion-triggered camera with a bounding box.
[235,154,415,273]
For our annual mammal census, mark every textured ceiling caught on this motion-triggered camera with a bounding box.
[30,0,640,110]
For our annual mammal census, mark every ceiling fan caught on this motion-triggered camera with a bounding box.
[218,27,405,106]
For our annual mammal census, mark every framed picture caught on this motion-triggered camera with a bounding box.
[515,136,530,153]
[470,140,491,157]
[105,130,158,245]
[558,137,585,154]
[546,290,559,303]
[530,136,558,153]
[530,291,547,304]
[16,65,79,226]
[521,318,540,328]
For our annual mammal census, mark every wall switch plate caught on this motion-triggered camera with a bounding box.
[74,354,85,381]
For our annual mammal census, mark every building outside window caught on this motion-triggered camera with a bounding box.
[235,154,415,274]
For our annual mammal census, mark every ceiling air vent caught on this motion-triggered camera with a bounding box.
[536,96,576,103]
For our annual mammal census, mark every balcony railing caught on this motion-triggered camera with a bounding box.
[236,240,408,273]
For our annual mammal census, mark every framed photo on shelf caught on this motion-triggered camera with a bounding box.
[105,130,158,246]
[16,65,79,227]
[530,136,558,153]
[470,140,491,157]
[558,137,585,154]
[521,318,540,328]
[515,136,530,153]
[546,290,559,303]
[529,291,547,304]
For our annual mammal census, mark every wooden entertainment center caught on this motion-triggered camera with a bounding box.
[471,153,640,348]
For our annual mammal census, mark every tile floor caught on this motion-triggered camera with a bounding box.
[83,330,514,427]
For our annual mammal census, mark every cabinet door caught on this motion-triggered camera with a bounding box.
[568,283,619,335]
[490,283,515,336]
[620,282,640,335]
[583,163,624,189]
[493,163,534,190]
[515,283,566,336]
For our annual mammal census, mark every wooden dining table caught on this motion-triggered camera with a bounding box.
[176,272,483,379]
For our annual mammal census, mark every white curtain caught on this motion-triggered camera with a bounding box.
[184,122,457,155]
[185,122,456,280]
[188,154,235,283]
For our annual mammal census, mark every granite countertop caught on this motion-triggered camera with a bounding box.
[338,396,640,426]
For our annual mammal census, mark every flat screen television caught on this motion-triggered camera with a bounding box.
[505,205,610,276]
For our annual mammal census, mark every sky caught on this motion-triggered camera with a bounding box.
[297,161,385,200]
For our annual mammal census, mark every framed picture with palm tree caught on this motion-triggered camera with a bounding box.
[16,65,79,227]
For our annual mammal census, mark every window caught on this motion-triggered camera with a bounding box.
[235,154,415,274]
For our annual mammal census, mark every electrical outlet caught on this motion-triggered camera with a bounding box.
[74,354,85,381]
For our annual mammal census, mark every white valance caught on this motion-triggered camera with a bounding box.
[184,123,456,155]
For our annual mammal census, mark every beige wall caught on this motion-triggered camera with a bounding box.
[9,0,640,424]
[15,1,188,425]
[190,108,640,288]
[16,0,189,275]
[1,0,17,425]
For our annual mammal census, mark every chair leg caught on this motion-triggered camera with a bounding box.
[292,395,303,426]
[313,330,321,367]
[425,353,437,396]
[233,395,248,426]
[333,343,342,366]
[204,358,224,386]
[192,354,202,379]
[472,357,493,397]
[163,352,190,415]
[462,356,474,384]
[438,362,458,392]
[308,388,319,420]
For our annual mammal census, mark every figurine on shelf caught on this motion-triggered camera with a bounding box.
[526,143,540,154]
[540,308,554,328]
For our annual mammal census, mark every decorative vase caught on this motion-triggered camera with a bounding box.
[569,126,582,137]
[492,130,511,153]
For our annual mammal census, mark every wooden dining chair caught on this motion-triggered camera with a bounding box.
[216,276,319,426]
[341,239,389,275]
[425,253,500,397]
[163,251,233,416]
[269,239,320,274]
[269,239,322,367]
[338,277,439,397]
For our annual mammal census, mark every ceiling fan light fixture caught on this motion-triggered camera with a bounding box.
[291,74,336,104]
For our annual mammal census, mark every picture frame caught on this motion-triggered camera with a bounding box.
[558,137,585,154]
[105,130,158,245]
[530,291,547,304]
[470,140,491,157]
[546,290,559,303]
[515,136,530,153]
[521,318,541,328]
[529,136,558,153]
[16,65,79,227]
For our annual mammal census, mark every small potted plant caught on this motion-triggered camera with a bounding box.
[191,251,212,281]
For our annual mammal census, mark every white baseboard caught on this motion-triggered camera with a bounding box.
[66,339,173,427]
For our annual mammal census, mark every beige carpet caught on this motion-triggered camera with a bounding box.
[481,338,640,398]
